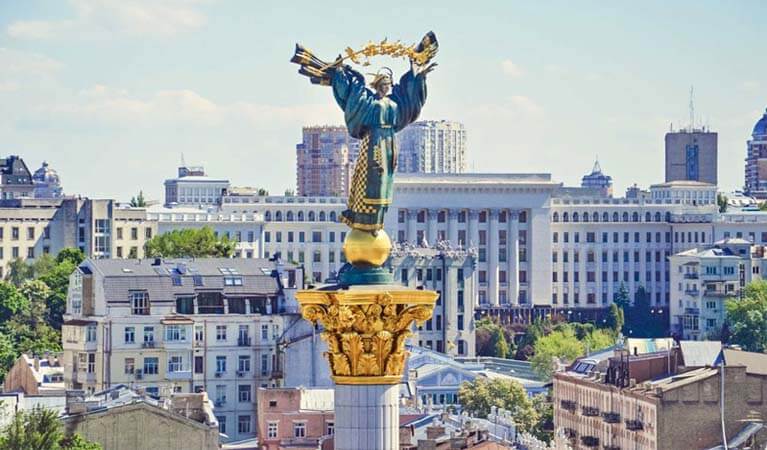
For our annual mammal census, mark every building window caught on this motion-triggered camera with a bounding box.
[216,325,227,341]
[165,325,187,342]
[130,291,150,315]
[143,357,159,375]
[238,415,251,434]
[216,356,226,373]
[293,422,306,438]
[267,422,278,439]
[168,355,185,373]
[124,358,135,374]
[86,325,97,342]
[143,326,154,343]
[238,355,251,372]
[218,416,226,434]
[124,326,135,344]
[239,384,251,402]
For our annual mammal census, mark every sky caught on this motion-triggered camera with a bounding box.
[0,0,765,202]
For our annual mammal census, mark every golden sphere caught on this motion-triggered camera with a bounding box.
[343,229,392,267]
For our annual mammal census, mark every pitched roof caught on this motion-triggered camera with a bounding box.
[679,341,722,367]
[723,348,767,375]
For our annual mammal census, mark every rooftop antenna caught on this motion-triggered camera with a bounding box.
[180,153,186,167]
[688,85,695,131]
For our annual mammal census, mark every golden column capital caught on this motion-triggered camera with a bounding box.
[295,288,438,385]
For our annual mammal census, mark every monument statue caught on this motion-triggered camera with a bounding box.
[291,32,438,284]
[290,34,440,449]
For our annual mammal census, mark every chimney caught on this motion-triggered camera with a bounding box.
[426,424,446,440]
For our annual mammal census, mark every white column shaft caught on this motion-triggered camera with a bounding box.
[335,384,399,450]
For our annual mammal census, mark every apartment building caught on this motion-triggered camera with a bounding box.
[554,345,767,450]
[669,238,766,340]
[388,243,478,356]
[61,257,303,442]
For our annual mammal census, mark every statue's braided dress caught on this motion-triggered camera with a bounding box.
[331,66,427,231]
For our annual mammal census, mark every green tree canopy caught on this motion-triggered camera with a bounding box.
[129,190,147,208]
[725,280,767,352]
[605,303,625,338]
[457,378,538,433]
[55,248,85,266]
[531,327,584,380]
[144,226,235,258]
[0,407,102,450]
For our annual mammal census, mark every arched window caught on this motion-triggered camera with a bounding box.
[665,212,671,222]
[593,212,599,222]
[582,212,589,222]
[573,212,579,222]
[563,212,569,222]
[603,212,609,222]
[655,212,661,222]
[329,211,337,222]
[632,212,639,222]
[265,211,271,221]
[613,212,619,222]
[553,212,559,222]
[286,211,293,222]
[297,211,304,222]
[319,211,326,221]
[308,211,315,221]
[645,212,651,222]
[622,212,629,222]
[275,211,282,221]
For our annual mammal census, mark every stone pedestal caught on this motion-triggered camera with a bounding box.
[335,384,399,450]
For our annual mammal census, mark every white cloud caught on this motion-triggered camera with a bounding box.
[36,84,340,127]
[7,0,208,39]
[741,80,761,91]
[0,48,62,75]
[508,95,543,115]
[500,59,524,78]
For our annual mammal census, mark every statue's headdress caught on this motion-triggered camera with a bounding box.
[369,67,393,89]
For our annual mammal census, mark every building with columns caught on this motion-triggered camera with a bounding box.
[388,242,478,356]
[386,173,559,322]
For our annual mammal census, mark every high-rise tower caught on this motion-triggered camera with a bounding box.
[396,120,467,174]
[745,108,767,199]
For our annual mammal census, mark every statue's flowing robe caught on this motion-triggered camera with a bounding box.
[332,66,427,231]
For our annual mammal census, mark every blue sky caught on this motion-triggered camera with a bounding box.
[1,0,765,201]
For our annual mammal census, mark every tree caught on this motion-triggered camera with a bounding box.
[624,286,665,337]
[725,280,767,352]
[144,227,235,258]
[605,303,625,338]
[55,248,85,266]
[492,327,510,359]
[0,407,101,450]
[284,189,295,197]
[531,327,584,380]
[4,259,33,287]
[129,190,147,207]
[613,284,630,309]
[717,193,728,213]
[531,393,553,443]
[256,188,269,196]
[37,260,77,330]
[0,282,29,324]
[457,378,538,433]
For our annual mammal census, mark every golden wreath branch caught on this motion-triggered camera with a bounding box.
[320,38,434,71]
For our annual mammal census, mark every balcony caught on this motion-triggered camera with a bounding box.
[683,273,699,279]
[75,371,96,384]
[581,406,600,417]
[237,337,252,347]
[166,370,192,380]
[560,400,577,413]
[214,399,226,407]
[602,412,621,423]
[271,370,284,379]
[164,339,191,349]
[684,289,700,296]
[703,290,730,297]
[625,419,644,431]
[684,308,701,315]
[580,436,600,447]
[142,341,156,349]
[562,428,577,439]
[214,372,224,378]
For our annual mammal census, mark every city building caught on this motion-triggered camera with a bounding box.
[61,257,304,442]
[396,120,467,174]
[296,126,359,197]
[62,385,219,450]
[164,165,230,208]
[32,161,63,199]
[745,108,767,198]
[553,344,767,450]
[388,242,478,356]
[580,159,612,197]
[3,353,65,395]
[669,238,761,340]
[0,155,34,200]
[665,127,718,185]
[256,387,334,450]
